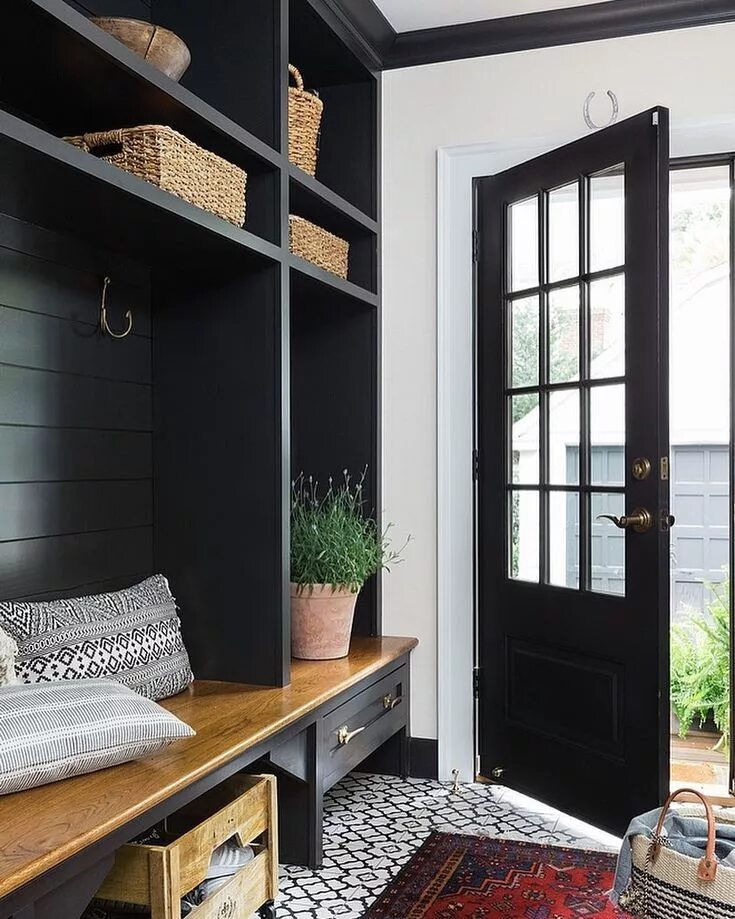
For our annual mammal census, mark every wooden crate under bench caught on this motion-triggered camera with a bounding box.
[95,774,278,919]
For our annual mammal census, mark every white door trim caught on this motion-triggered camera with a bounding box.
[435,117,735,784]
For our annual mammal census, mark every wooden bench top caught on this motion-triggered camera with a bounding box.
[0,635,417,902]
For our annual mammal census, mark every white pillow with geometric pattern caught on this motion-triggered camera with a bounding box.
[0,575,193,701]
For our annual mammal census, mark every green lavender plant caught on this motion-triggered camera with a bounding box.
[291,470,408,592]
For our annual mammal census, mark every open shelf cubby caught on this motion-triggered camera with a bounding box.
[0,0,281,243]
[289,0,378,219]
[290,286,380,637]
[0,0,380,688]
[289,168,378,292]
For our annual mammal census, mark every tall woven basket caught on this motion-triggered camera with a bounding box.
[65,125,247,227]
[288,65,323,176]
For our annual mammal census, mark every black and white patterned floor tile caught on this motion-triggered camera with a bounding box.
[275,772,621,918]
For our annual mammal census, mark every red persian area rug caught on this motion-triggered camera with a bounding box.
[363,832,631,919]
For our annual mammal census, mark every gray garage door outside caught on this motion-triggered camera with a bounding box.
[566,445,729,616]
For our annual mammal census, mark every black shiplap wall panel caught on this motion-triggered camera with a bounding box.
[0,221,153,602]
[0,306,151,383]
[0,427,151,483]
[0,528,153,601]
[0,365,151,430]
[0,481,152,541]
[0,249,151,336]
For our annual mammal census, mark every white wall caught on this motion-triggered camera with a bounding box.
[381,23,735,741]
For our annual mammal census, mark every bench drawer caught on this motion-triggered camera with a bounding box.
[96,774,278,919]
[321,665,408,791]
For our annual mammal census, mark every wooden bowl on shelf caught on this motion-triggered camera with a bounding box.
[91,17,191,81]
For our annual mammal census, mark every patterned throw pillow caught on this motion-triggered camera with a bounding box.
[0,679,194,795]
[0,575,193,701]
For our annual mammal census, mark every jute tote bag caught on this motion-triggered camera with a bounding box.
[620,788,735,917]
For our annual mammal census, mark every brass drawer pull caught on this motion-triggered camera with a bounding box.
[383,694,403,711]
[336,724,366,746]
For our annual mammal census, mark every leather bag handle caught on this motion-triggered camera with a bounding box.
[653,787,717,881]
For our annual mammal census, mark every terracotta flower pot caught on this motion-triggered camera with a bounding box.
[291,583,359,660]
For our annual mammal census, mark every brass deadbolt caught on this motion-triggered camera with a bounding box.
[632,457,652,481]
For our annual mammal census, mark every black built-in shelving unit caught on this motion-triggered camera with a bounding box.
[0,0,380,687]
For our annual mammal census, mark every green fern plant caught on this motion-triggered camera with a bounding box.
[290,470,408,592]
[671,579,730,751]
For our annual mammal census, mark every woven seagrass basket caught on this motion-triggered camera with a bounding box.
[289,216,349,279]
[288,65,323,176]
[621,789,735,918]
[65,125,247,227]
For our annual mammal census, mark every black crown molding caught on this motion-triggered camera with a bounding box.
[308,0,395,70]
[331,0,735,71]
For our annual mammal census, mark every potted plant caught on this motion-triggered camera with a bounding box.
[670,579,730,752]
[290,471,407,660]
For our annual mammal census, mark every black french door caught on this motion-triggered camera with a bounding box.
[475,108,671,833]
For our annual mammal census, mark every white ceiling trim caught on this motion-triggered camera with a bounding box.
[374,0,608,33]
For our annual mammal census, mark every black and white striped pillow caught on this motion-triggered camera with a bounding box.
[0,575,193,701]
[0,679,194,795]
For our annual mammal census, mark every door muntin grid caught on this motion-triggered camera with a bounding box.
[506,166,627,595]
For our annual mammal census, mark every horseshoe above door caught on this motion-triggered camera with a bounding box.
[583,90,620,130]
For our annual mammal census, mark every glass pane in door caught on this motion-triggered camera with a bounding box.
[549,390,580,485]
[549,490,580,588]
[590,275,625,379]
[590,166,625,272]
[590,385,626,488]
[549,183,580,282]
[591,492,626,596]
[549,285,580,384]
[511,394,540,484]
[510,296,540,388]
[510,490,540,582]
[509,197,539,291]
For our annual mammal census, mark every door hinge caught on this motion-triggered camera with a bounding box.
[475,753,481,777]
[660,456,669,481]
[473,449,480,481]
[473,667,482,699]
[472,229,480,263]
[652,111,660,127]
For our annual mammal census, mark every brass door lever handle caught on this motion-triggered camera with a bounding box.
[596,507,653,533]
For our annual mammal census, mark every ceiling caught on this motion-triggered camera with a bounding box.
[372,0,608,33]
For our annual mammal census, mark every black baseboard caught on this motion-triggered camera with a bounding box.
[408,737,438,780]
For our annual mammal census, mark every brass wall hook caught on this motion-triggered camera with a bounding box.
[100,276,133,339]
